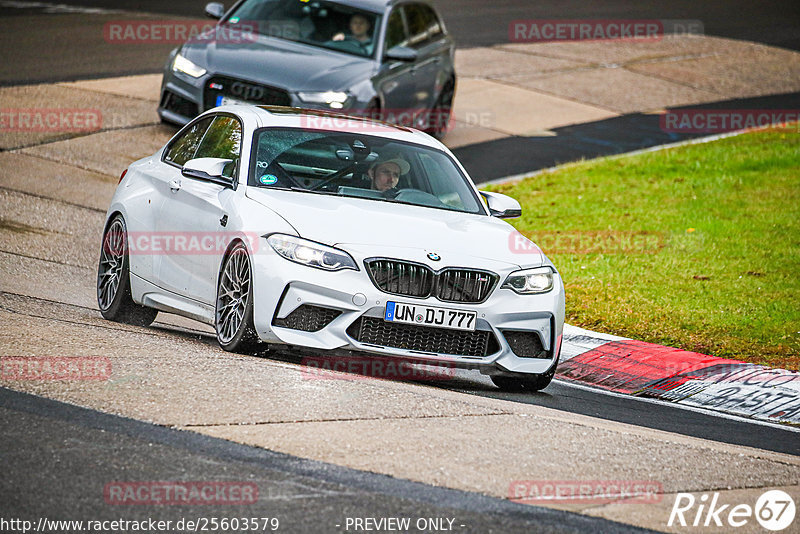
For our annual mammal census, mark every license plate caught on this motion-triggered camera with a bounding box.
[384,301,477,332]
[216,95,251,107]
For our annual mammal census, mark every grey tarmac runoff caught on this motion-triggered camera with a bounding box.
[2,5,800,534]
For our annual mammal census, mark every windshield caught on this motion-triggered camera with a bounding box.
[249,128,485,215]
[225,0,381,58]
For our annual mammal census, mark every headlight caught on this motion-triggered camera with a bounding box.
[297,91,349,109]
[172,53,207,78]
[266,234,357,271]
[502,266,554,294]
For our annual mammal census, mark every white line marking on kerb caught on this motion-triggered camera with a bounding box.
[555,378,800,433]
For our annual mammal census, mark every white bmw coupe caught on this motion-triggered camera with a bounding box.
[97,105,565,391]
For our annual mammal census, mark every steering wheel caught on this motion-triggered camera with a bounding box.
[309,163,357,191]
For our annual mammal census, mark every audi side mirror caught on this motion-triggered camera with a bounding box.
[205,2,225,19]
[384,46,418,63]
[480,191,522,218]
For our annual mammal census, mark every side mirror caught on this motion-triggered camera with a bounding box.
[384,45,418,63]
[205,2,225,19]
[481,191,522,219]
[182,157,235,187]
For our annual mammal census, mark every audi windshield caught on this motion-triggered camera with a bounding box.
[223,0,382,58]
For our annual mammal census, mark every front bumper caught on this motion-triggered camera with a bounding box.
[250,245,565,376]
[158,69,369,125]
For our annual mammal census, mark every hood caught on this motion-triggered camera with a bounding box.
[182,35,375,92]
[246,188,543,269]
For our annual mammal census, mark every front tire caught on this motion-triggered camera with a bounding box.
[429,77,455,139]
[97,215,158,326]
[215,242,258,353]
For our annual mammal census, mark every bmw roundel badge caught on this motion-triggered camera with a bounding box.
[427,252,441,261]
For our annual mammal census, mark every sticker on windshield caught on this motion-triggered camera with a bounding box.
[260,174,278,185]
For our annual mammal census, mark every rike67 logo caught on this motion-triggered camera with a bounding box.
[669,490,795,531]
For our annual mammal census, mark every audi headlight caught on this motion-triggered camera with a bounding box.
[502,266,554,294]
[297,91,349,109]
[172,53,207,78]
[266,234,357,271]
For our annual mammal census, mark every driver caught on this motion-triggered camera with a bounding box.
[368,154,410,192]
[332,13,372,45]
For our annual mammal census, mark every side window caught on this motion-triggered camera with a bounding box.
[194,116,243,178]
[403,4,440,48]
[164,117,213,167]
[421,5,442,38]
[384,8,407,50]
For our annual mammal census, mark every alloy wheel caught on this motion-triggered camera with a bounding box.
[216,248,251,344]
[97,218,125,311]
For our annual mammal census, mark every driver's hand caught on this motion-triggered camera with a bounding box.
[382,187,399,199]
[332,32,345,41]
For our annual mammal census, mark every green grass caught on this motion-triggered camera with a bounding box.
[486,126,800,368]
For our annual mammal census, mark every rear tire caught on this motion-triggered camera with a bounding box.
[215,242,259,353]
[97,215,158,327]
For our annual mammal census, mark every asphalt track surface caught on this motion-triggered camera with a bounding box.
[3,1,800,181]
[262,349,800,457]
[2,2,800,530]
[4,0,800,82]
[0,388,657,534]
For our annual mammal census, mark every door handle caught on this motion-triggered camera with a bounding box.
[169,179,181,192]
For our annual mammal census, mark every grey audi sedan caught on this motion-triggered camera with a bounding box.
[158,0,456,136]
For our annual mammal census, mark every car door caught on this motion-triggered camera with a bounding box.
[402,3,451,118]
[155,114,242,305]
[130,116,213,285]
[376,6,418,123]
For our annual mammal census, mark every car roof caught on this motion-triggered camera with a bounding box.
[246,105,441,146]
[322,0,436,15]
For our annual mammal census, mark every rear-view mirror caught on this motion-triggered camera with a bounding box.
[182,157,235,187]
[481,191,522,218]
[384,46,418,63]
[205,2,225,19]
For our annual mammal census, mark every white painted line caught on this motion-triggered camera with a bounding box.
[564,324,627,342]
[554,378,800,433]
[480,129,752,188]
[0,0,121,14]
